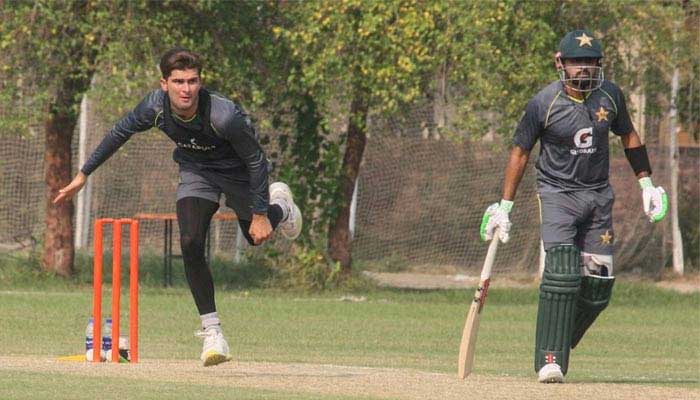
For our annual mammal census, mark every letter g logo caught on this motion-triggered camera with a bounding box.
[574,127,593,148]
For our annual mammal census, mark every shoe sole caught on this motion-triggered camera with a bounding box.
[280,203,302,240]
[540,377,563,383]
[270,182,302,240]
[538,373,564,384]
[270,182,293,202]
[202,351,232,367]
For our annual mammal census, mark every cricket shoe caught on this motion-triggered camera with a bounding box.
[537,363,564,383]
[195,326,232,367]
[270,182,302,240]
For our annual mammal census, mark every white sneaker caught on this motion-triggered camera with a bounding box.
[195,327,232,367]
[270,182,302,240]
[537,363,564,383]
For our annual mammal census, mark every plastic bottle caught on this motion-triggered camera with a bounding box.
[101,317,112,361]
[85,317,95,361]
[118,335,130,362]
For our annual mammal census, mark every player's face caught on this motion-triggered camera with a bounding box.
[562,58,599,90]
[160,68,201,116]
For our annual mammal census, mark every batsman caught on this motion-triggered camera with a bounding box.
[480,30,667,383]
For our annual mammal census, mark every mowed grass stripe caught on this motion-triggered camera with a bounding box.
[0,284,697,388]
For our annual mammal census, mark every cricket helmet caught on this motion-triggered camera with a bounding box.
[555,29,604,92]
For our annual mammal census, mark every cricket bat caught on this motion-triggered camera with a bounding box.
[458,234,500,379]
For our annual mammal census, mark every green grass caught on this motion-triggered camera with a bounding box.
[1,253,698,398]
[1,284,698,379]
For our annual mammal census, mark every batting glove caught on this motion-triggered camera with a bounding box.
[480,200,513,243]
[639,177,668,223]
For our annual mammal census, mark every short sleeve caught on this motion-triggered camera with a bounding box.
[512,98,543,151]
[610,86,634,135]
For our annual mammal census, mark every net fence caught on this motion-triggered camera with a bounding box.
[84,97,249,257]
[352,106,683,275]
[0,95,245,258]
[0,93,695,276]
[0,131,46,250]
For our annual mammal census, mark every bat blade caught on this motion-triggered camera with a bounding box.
[457,235,499,379]
[458,279,489,379]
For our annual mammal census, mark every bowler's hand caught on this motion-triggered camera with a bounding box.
[53,172,87,204]
[249,213,273,245]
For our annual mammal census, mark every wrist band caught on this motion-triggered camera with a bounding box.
[499,199,514,213]
[638,177,653,189]
[624,145,652,176]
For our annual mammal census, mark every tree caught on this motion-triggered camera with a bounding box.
[279,0,443,274]
[0,1,211,275]
[1,2,115,275]
[434,0,559,138]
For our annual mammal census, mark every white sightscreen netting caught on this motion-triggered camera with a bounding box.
[351,108,674,274]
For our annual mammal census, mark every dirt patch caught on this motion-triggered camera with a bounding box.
[655,273,700,294]
[363,271,700,293]
[362,271,535,290]
[1,356,696,400]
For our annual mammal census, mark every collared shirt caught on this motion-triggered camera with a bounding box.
[513,80,634,192]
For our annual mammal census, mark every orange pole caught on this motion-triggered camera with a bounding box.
[111,220,122,362]
[93,219,104,363]
[129,219,139,362]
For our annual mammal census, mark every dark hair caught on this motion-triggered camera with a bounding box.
[159,47,203,79]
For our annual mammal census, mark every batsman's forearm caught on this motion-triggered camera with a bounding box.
[501,147,530,201]
[621,130,651,179]
[620,130,642,149]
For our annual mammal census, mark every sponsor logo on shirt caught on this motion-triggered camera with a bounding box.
[570,127,597,155]
[176,138,216,152]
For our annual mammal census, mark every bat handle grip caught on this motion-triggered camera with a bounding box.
[480,233,500,281]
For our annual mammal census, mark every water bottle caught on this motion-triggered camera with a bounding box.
[118,335,130,362]
[101,318,112,361]
[85,317,95,361]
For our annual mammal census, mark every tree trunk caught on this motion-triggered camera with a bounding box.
[328,90,369,275]
[668,66,684,275]
[43,84,81,276]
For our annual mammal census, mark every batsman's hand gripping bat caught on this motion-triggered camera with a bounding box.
[458,234,500,379]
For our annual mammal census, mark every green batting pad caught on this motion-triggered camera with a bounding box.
[534,245,581,375]
[571,275,615,349]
